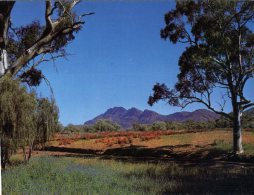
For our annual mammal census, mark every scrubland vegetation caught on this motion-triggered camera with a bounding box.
[64,116,254,133]
[1,1,254,194]
[3,125,254,194]
[1,78,254,194]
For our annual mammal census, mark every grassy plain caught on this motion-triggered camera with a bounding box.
[3,156,254,195]
[3,129,254,194]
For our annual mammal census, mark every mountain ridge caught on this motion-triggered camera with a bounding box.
[84,107,220,129]
[245,107,254,115]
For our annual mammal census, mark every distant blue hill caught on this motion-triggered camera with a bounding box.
[84,107,220,129]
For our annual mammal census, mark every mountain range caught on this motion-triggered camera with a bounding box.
[245,107,254,116]
[84,107,220,129]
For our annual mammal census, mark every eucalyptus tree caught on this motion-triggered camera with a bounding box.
[148,0,254,154]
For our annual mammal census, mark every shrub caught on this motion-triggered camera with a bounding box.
[132,123,148,131]
[93,119,121,132]
[64,124,82,132]
[151,121,167,131]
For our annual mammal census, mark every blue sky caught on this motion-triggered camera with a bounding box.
[12,1,254,125]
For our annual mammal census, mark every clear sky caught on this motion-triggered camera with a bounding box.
[12,1,254,126]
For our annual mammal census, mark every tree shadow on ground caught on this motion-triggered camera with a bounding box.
[44,146,101,158]
[42,144,254,194]
[123,163,254,194]
[43,144,254,168]
[44,146,101,154]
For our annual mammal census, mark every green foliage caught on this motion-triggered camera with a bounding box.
[64,120,121,133]
[82,125,96,132]
[64,124,83,133]
[132,123,149,131]
[132,120,219,131]
[165,121,183,130]
[6,2,85,85]
[0,76,36,168]
[56,123,64,132]
[8,21,44,64]
[35,97,59,148]
[247,121,254,128]
[242,110,254,128]
[215,117,232,128]
[158,0,254,101]
[0,77,59,167]
[151,121,167,131]
[93,119,121,132]
[212,139,231,152]
[149,1,254,153]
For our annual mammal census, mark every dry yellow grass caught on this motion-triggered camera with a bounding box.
[48,130,254,153]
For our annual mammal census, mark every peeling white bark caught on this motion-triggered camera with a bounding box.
[233,111,244,154]
[0,49,8,76]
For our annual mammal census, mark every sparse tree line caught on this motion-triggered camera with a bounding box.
[63,115,254,133]
[131,116,254,131]
[133,117,254,131]
[64,119,121,133]
[0,77,59,169]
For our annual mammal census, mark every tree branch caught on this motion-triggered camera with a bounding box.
[185,95,232,120]
[243,103,254,110]
[5,0,93,77]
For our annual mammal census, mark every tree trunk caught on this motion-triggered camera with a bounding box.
[233,110,244,154]
[27,142,33,163]
[0,2,15,76]
[0,49,8,76]
[22,147,28,164]
[1,140,9,170]
[22,143,33,164]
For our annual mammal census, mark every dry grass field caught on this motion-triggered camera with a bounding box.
[29,129,254,163]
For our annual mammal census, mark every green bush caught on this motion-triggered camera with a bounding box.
[64,120,121,133]
[132,123,149,131]
[93,119,121,131]
[151,121,167,131]
[82,125,96,132]
[64,124,82,132]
